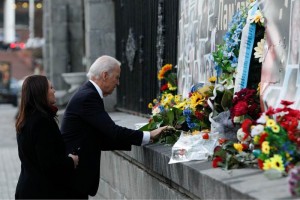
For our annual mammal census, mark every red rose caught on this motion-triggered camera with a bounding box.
[160,84,168,91]
[233,101,248,116]
[248,103,260,120]
[212,156,223,168]
[195,111,204,120]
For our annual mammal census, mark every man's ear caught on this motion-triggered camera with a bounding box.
[102,71,108,81]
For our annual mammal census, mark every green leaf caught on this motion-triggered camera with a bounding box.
[176,116,186,125]
[167,109,175,125]
[166,73,177,86]
[214,148,227,158]
[153,114,163,122]
[138,123,151,131]
[221,89,233,109]
[148,121,163,130]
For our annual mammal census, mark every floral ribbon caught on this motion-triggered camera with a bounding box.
[234,2,258,93]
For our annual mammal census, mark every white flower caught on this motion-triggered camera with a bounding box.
[254,39,265,63]
[249,10,265,24]
[251,124,264,137]
[237,128,251,143]
[152,106,162,115]
[256,113,269,124]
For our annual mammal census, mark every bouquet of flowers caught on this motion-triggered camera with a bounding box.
[141,63,183,144]
[250,101,300,175]
[144,93,186,144]
[182,85,212,132]
[157,64,177,95]
[212,139,256,170]
[230,88,261,124]
[211,118,256,170]
[212,5,248,87]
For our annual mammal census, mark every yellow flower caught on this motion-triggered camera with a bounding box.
[190,92,205,109]
[174,102,186,110]
[148,103,153,109]
[168,83,177,91]
[266,119,276,127]
[261,141,270,155]
[208,76,217,83]
[271,125,280,133]
[286,152,292,162]
[192,130,200,135]
[263,159,272,170]
[253,135,260,144]
[270,154,285,172]
[233,143,243,152]
[174,95,181,104]
[153,99,158,104]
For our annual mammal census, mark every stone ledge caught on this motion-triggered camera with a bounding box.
[114,144,290,199]
[106,111,291,199]
[57,111,291,199]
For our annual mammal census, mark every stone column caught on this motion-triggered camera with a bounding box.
[68,0,85,73]
[29,0,35,39]
[3,0,15,44]
[84,0,116,111]
[43,0,68,90]
[43,0,85,90]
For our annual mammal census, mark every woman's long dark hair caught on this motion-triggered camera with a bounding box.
[15,75,51,133]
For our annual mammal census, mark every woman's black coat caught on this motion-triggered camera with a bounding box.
[15,110,74,199]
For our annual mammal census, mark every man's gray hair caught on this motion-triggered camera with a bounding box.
[87,55,121,80]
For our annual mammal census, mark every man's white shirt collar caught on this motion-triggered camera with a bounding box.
[89,80,103,99]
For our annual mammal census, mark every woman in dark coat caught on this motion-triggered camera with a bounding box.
[15,75,79,199]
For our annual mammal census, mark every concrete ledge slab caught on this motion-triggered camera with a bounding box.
[104,112,291,199]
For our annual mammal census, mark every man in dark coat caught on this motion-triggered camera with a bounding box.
[61,55,165,199]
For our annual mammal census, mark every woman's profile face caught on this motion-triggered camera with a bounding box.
[47,80,56,105]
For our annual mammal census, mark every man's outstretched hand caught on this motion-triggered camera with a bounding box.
[149,126,169,140]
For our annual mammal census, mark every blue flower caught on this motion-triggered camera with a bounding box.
[187,122,197,129]
[158,105,165,112]
[183,108,192,116]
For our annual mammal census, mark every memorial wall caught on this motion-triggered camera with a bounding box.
[177,0,300,110]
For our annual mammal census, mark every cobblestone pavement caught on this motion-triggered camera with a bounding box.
[0,104,20,199]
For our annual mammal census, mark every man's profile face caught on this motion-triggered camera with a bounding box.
[102,65,121,96]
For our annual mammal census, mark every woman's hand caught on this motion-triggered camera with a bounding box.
[68,154,79,169]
